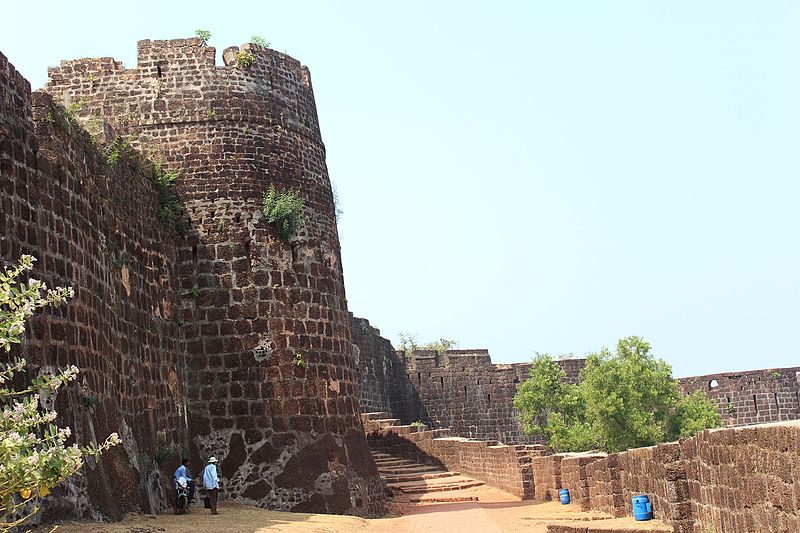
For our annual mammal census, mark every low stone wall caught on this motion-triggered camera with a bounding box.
[582,421,800,532]
[586,454,623,517]
[532,454,563,501]
[617,443,692,533]
[560,454,606,511]
[365,420,548,499]
[366,417,800,531]
[683,422,800,533]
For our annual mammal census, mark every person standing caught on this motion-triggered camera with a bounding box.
[203,456,220,515]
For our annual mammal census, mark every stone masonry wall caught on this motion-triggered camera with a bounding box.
[680,367,800,427]
[349,316,585,444]
[531,454,563,501]
[560,453,606,511]
[405,350,584,444]
[1,51,187,520]
[349,315,427,423]
[42,38,385,516]
[580,421,800,532]
[683,422,800,533]
[2,37,385,519]
[352,317,799,451]
[368,410,800,531]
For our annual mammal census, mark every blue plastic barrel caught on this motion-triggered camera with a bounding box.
[632,494,653,521]
[558,488,570,505]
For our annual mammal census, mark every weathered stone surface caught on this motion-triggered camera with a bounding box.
[2,39,384,520]
[680,367,800,427]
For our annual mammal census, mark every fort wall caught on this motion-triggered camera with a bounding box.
[351,316,800,447]
[349,315,427,422]
[349,317,584,444]
[3,38,384,519]
[367,415,800,532]
[679,366,800,427]
[2,51,186,520]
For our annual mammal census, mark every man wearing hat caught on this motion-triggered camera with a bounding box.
[203,456,220,515]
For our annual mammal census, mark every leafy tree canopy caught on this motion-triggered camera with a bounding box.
[513,336,721,452]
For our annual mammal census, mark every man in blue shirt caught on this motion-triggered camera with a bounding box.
[203,456,220,515]
[173,458,196,503]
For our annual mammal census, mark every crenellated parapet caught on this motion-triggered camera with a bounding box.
[2,37,384,520]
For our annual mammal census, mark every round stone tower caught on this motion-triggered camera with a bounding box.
[45,38,384,516]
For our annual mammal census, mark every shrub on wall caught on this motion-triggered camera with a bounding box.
[261,185,305,242]
[397,333,458,357]
[513,336,721,452]
[0,256,119,531]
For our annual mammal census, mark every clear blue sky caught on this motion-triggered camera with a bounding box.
[3,1,798,377]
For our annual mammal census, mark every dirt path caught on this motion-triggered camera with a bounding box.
[54,445,669,533]
[53,495,670,533]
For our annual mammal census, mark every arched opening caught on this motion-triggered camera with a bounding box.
[709,379,719,390]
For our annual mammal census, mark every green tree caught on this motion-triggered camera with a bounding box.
[1,256,120,531]
[668,390,722,439]
[513,337,720,453]
[513,355,566,435]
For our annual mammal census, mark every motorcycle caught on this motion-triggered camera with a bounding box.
[175,476,191,514]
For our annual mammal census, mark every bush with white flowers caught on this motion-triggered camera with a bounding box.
[1,256,120,530]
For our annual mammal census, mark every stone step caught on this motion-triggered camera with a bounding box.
[377,464,443,475]
[372,418,402,427]
[363,411,390,420]
[389,478,485,494]
[409,495,479,503]
[373,457,416,465]
[393,480,485,494]
[382,471,462,483]
[369,452,394,458]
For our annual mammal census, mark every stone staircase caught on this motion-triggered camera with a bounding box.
[364,411,486,503]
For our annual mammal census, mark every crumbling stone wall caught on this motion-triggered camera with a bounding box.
[350,317,585,444]
[1,51,187,520]
[680,367,800,427]
[42,38,385,516]
[3,36,384,519]
[349,315,426,422]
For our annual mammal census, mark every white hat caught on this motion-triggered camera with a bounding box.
[208,456,218,463]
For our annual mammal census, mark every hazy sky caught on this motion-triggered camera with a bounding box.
[3,1,798,377]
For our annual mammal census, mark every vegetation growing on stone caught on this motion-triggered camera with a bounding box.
[251,35,270,48]
[513,336,721,452]
[261,185,305,242]
[151,162,186,234]
[0,256,120,531]
[195,29,211,45]
[397,333,458,357]
[235,49,256,68]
